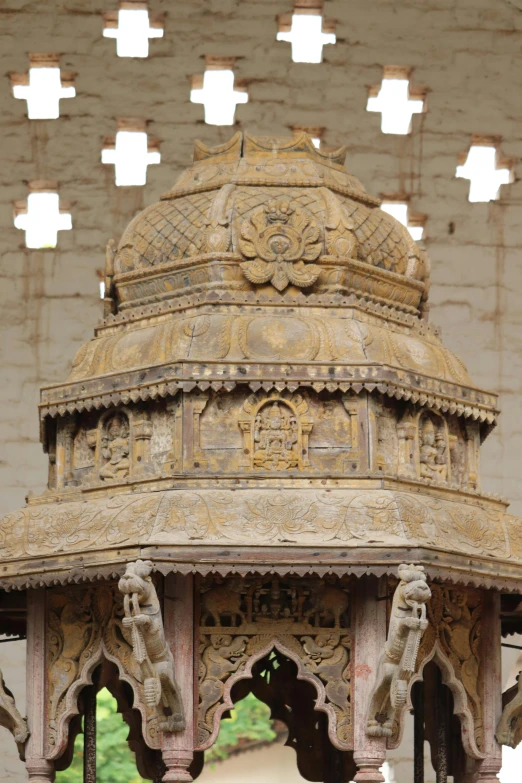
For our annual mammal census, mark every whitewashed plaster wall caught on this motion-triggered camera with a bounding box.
[1,0,521,779]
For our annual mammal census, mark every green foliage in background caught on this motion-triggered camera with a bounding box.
[55,688,276,780]
[206,692,277,761]
[56,688,146,783]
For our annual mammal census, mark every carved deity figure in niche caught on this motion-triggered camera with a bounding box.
[253,402,298,470]
[99,414,130,481]
[419,415,447,483]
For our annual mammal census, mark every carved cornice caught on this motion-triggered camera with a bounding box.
[1,487,522,591]
[39,368,498,426]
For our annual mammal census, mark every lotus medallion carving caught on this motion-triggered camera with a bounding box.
[238,197,322,291]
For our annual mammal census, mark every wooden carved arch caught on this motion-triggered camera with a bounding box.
[196,635,352,753]
[45,582,164,762]
[390,640,485,760]
[53,659,162,781]
[46,636,163,759]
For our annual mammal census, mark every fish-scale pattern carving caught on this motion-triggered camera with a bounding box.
[339,197,411,275]
[231,186,327,220]
[113,184,413,281]
[115,191,213,274]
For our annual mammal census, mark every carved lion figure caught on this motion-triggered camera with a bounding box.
[367,563,431,738]
[0,669,28,755]
[118,559,185,733]
[496,673,522,748]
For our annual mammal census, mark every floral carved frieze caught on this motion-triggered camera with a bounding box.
[238,197,322,291]
[0,489,516,568]
[197,575,352,751]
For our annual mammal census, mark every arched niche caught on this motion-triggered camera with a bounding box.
[198,648,356,783]
[391,641,485,761]
[55,660,162,781]
[45,580,165,761]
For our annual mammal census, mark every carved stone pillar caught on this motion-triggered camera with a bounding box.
[465,421,480,490]
[26,588,55,783]
[353,576,386,783]
[162,574,194,782]
[473,590,502,783]
[164,397,183,472]
[341,397,360,471]
[55,417,75,489]
[183,394,208,471]
[397,420,417,479]
[134,412,153,476]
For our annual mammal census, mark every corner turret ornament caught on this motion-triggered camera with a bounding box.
[1,131,521,782]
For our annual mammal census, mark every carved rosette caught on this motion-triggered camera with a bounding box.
[238,197,322,291]
[197,575,352,751]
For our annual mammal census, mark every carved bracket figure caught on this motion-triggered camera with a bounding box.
[119,560,185,733]
[366,564,431,738]
[0,668,28,757]
[496,672,522,748]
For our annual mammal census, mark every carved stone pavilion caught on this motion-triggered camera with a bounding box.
[2,131,522,783]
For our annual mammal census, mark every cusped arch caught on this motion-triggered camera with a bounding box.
[48,638,159,760]
[196,636,350,753]
[389,640,485,760]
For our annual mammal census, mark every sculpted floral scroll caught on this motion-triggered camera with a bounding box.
[0,489,515,569]
[197,576,352,751]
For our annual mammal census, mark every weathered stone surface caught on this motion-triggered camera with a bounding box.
[1,1,522,779]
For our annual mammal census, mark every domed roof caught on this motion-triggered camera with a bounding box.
[110,132,429,315]
[41,131,496,428]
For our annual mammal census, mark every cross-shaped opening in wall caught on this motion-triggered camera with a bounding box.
[456,136,512,202]
[277,1,336,63]
[367,66,425,135]
[103,1,164,58]
[190,57,248,126]
[10,54,75,119]
[381,199,426,241]
[102,119,161,186]
[14,182,72,249]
